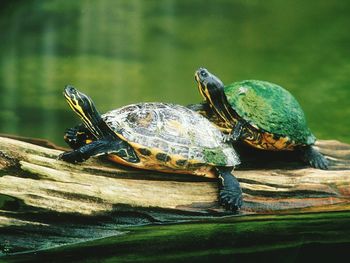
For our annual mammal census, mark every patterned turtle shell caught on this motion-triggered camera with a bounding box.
[225,80,316,145]
[102,102,240,171]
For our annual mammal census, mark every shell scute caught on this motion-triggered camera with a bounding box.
[102,103,240,167]
[225,80,315,144]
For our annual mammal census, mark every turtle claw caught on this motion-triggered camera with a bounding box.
[64,125,93,150]
[216,167,243,212]
[219,189,242,212]
[64,128,78,143]
[222,130,241,143]
[58,151,85,163]
[222,134,231,143]
[310,154,329,170]
[227,121,245,143]
[300,146,329,170]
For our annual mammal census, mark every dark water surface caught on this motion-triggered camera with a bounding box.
[2,211,350,262]
[0,0,349,145]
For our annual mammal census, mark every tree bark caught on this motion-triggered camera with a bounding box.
[1,135,350,254]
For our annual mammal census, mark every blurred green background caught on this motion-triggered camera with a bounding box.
[0,0,349,146]
[1,1,350,259]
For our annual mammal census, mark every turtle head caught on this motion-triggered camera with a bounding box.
[195,67,225,102]
[63,85,102,136]
[194,68,237,127]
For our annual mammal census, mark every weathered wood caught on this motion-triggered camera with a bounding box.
[0,135,350,254]
[1,135,349,216]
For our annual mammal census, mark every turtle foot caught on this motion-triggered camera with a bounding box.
[222,134,232,143]
[216,167,243,212]
[309,153,329,170]
[64,128,79,145]
[219,189,242,212]
[58,151,85,164]
[300,145,329,170]
[64,124,93,150]
[223,133,239,143]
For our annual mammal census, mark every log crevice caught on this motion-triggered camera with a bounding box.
[1,135,350,254]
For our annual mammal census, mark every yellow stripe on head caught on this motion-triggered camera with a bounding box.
[65,93,93,126]
[194,68,237,128]
[203,88,228,122]
[63,86,101,137]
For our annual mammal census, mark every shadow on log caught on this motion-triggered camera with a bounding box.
[0,134,350,254]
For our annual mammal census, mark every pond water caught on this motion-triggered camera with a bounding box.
[0,0,349,146]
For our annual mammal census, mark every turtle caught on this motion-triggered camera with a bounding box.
[58,85,242,211]
[192,67,328,170]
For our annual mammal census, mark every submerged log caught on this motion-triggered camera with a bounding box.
[0,135,350,254]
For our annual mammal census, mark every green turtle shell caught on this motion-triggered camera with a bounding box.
[224,80,315,145]
[102,103,240,167]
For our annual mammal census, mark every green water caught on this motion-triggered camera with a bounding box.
[3,212,350,262]
[0,0,349,146]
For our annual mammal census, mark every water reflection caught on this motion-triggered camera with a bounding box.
[0,0,349,145]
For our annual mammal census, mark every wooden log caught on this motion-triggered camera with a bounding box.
[1,135,350,254]
[1,135,350,216]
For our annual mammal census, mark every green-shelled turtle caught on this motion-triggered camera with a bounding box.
[59,86,242,211]
[193,67,328,169]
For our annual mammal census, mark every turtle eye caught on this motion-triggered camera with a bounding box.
[65,85,76,95]
[200,70,208,78]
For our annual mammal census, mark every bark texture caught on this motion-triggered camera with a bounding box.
[0,135,349,254]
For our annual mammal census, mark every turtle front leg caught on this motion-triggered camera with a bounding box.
[215,167,242,212]
[58,139,140,164]
[298,145,329,170]
[64,124,95,150]
[59,140,112,163]
[223,120,245,143]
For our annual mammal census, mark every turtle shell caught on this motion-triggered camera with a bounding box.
[224,80,315,145]
[102,103,240,169]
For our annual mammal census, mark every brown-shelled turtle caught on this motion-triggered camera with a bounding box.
[193,67,328,169]
[58,86,242,211]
